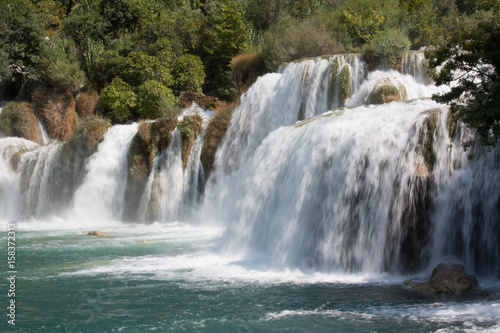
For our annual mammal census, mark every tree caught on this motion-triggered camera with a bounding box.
[98,76,137,121]
[0,0,44,84]
[426,1,500,148]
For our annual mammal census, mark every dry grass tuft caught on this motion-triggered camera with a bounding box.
[76,89,99,117]
[32,87,76,141]
[0,102,38,143]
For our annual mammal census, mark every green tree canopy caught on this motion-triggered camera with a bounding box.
[427,1,500,148]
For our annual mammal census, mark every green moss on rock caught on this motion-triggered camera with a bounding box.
[338,65,351,106]
[0,102,38,143]
[369,84,402,104]
[178,115,203,170]
[327,58,340,107]
[68,115,111,152]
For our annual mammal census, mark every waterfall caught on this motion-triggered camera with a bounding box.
[158,129,184,221]
[201,56,499,277]
[0,52,498,278]
[70,123,138,223]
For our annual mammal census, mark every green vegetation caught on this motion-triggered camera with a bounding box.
[68,115,111,151]
[427,0,500,149]
[0,0,496,150]
[98,77,137,122]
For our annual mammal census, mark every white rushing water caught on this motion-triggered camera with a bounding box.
[0,52,498,278]
[70,123,138,223]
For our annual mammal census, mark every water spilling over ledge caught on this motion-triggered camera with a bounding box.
[0,53,499,279]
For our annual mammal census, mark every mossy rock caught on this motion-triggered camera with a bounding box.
[200,106,233,178]
[178,115,203,170]
[32,86,76,141]
[151,116,178,153]
[68,115,111,153]
[338,65,351,106]
[0,102,38,143]
[368,77,408,105]
[327,58,341,108]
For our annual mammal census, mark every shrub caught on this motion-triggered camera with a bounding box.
[341,0,401,45]
[261,17,345,71]
[122,51,172,87]
[0,102,38,143]
[136,80,176,119]
[33,35,86,93]
[230,52,267,93]
[98,77,137,122]
[170,54,206,95]
[36,0,66,32]
[364,29,411,69]
[338,65,352,106]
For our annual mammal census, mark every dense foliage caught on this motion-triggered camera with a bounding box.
[427,0,500,149]
[0,0,497,143]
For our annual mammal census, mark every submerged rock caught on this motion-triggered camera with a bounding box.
[87,230,108,237]
[404,263,478,294]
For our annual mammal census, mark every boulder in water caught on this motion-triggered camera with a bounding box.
[404,263,478,294]
[87,230,108,237]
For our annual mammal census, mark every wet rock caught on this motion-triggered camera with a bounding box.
[404,263,478,294]
[87,230,108,237]
[368,78,408,105]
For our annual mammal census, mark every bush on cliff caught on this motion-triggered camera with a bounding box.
[0,102,38,143]
[136,80,177,119]
[68,115,111,152]
[98,77,137,122]
[364,29,411,69]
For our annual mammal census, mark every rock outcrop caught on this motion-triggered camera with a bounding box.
[87,230,108,237]
[32,87,76,141]
[0,102,38,143]
[404,262,479,294]
[123,116,178,221]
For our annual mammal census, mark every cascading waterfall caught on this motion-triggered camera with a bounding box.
[71,123,138,223]
[0,52,498,278]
